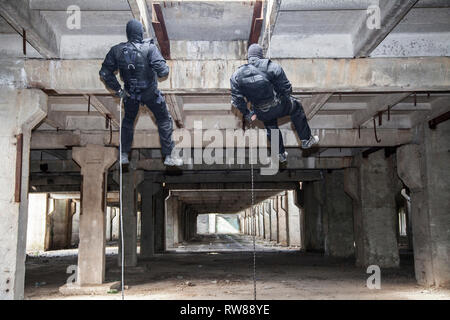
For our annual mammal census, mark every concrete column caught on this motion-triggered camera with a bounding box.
[303,181,325,252]
[270,199,278,242]
[49,199,71,250]
[69,200,80,246]
[397,121,450,287]
[155,186,167,252]
[26,193,48,252]
[177,201,185,242]
[277,195,289,246]
[208,213,216,234]
[263,202,271,240]
[259,205,264,238]
[344,149,400,268]
[113,169,143,267]
[323,170,354,257]
[0,89,47,300]
[245,208,252,235]
[165,195,178,248]
[287,190,301,247]
[139,180,159,258]
[72,144,117,285]
[239,212,245,234]
[255,206,260,237]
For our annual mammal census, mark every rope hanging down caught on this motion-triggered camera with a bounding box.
[119,97,125,300]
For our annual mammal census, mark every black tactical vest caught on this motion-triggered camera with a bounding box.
[118,40,154,93]
[236,59,275,106]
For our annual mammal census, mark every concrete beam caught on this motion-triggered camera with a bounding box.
[303,93,333,120]
[127,0,152,37]
[249,0,264,45]
[29,0,130,11]
[145,170,323,183]
[137,156,352,171]
[24,57,450,94]
[352,0,419,57]
[281,0,379,11]
[262,0,281,56]
[0,0,59,58]
[31,128,413,149]
[165,94,184,128]
[152,2,170,59]
[167,182,298,190]
[353,93,411,128]
[84,95,120,128]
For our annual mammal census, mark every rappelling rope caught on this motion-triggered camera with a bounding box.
[250,144,256,300]
[119,97,125,300]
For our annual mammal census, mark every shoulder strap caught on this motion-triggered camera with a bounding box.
[244,63,270,82]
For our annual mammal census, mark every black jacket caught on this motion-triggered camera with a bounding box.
[230,57,292,120]
[99,38,169,94]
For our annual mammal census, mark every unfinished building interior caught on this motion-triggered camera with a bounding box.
[0,0,449,300]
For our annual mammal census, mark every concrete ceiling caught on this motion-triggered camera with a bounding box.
[160,1,254,41]
[1,0,449,58]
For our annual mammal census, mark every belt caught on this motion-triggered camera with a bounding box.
[254,98,280,112]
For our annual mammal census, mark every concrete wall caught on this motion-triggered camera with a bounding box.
[216,214,240,234]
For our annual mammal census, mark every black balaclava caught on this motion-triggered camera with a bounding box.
[126,19,144,43]
[247,43,264,61]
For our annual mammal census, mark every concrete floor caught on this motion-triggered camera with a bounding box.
[24,234,450,300]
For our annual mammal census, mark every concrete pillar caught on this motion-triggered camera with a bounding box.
[259,205,264,238]
[165,195,178,248]
[208,213,216,234]
[177,201,184,242]
[323,170,354,257]
[263,202,271,240]
[287,190,301,247]
[0,89,47,300]
[26,193,48,252]
[270,199,278,242]
[397,121,450,287]
[344,149,400,268]
[239,212,245,234]
[186,209,196,240]
[155,186,166,252]
[277,195,289,246]
[255,206,260,237]
[49,199,71,250]
[71,200,81,246]
[113,169,143,267]
[139,181,159,258]
[72,144,117,285]
[245,208,252,235]
[303,181,325,252]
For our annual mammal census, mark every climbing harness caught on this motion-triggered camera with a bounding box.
[119,97,125,300]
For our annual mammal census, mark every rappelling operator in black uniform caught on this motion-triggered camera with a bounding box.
[231,44,319,163]
[99,19,183,166]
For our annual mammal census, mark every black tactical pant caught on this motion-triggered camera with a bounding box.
[254,98,311,154]
[121,89,174,156]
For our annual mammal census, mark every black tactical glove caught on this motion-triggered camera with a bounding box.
[245,110,256,123]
